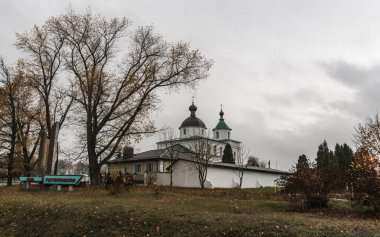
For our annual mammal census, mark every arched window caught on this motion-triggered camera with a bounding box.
[216,131,219,139]
[201,129,204,135]
[214,145,217,155]
[184,128,186,135]
[228,132,230,139]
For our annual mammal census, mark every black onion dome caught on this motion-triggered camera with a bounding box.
[219,109,224,118]
[179,103,207,129]
[189,103,197,113]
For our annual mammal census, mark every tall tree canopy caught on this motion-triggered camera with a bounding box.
[0,58,23,185]
[354,114,380,160]
[334,143,353,173]
[32,9,212,184]
[296,154,309,171]
[316,140,336,170]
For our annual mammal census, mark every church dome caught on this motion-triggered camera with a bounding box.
[213,109,231,130]
[179,102,207,129]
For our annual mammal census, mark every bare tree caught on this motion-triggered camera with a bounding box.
[160,128,180,187]
[14,78,41,176]
[188,135,216,188]
[0,58,18,186]
[247,155,267,168]
[45,9,212,185]
[15,22,73,138]
[354,114,380,160]
[236,144,249,188]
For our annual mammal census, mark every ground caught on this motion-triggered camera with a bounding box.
[0,186,379,237]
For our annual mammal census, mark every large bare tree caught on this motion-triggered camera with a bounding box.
[46,9,212,184]
[0,58,18,186]
[14,76,41,176]
[15,21,72,138]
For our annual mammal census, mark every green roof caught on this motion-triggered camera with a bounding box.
[214,119,231,130]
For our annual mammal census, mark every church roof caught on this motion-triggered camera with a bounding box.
[213,109,231,130]
[179,102,207,129]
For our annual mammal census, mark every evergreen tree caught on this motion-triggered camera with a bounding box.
[316,140,336,169]
[222,144,235,164]
[334,143,354,173]
[296,154,309,171]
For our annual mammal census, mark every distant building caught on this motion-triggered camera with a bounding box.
[108,102,286,188]
[157,102,240,162]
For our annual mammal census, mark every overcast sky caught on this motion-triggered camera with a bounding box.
[1,0,380,170]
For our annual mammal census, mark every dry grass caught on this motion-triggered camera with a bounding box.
[0,186,379,236]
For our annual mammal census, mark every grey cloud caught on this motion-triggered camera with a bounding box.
[320,61,380,118]
[321,61,380,87]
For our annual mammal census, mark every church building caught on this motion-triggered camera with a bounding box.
[108,102,286,188]
[156,102,241,163]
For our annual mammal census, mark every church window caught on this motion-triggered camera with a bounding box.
[216,131,219,139]
[214,145,217,155]
[184,129,186,135]
[220,147,223,156]
[201,129,204,135]
[228,132,230,139]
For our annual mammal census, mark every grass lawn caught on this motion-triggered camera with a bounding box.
[0,186,379,237]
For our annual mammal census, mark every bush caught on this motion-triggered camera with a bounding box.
[105,171,134,194]
[277,164,335,208]
[145,173,158,187]
[349,148,380,211]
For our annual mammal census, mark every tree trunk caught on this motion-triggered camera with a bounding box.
[6,154,14,187]
[170,169,173,187]
[239,177,243,189]
[89,162,100,186]
[23,146,31,177]
[88,145,100,185]
[87,124,100,185]
[199,173,205,189]
[7,104,17,187]
[45,97,52,138]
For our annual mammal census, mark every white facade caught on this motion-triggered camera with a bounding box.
[213,129,231,140]
[157,139,242,163]
[179,127,207,139]
[156,159,282,188]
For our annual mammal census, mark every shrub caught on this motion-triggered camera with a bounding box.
[105,171,134,194]
[277,164,335,208]
[349,148,380,211]
[145,173,158,187]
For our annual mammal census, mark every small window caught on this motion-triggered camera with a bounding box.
[216,131,219,139]
[228,132,230,139]
[214,146,217,155]
[234,152,236,159]
[147,163,154,173]
[184,128,187,135]
[135,164,142,174]
[220,147,223,156]
[201,129,204,135]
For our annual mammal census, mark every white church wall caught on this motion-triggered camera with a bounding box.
[169,160,281,189]
[171,160,201,188]
[213,129,230,140]
[179,127,206,139]
[206,166,280,188]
